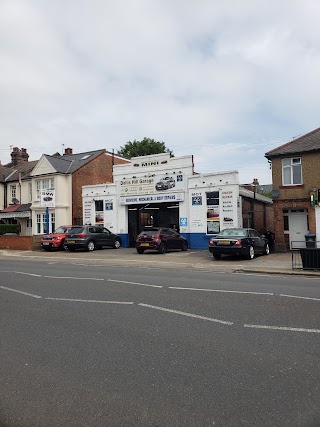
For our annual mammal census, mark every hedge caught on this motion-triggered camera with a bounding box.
[0,224,21,235]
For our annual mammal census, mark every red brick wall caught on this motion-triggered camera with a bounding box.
[0,236,34,250]
[71,153,129,224]
[241,197,274,233]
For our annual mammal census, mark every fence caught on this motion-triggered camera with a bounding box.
[291,240,320,270]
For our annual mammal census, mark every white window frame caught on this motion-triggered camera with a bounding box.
[282,157,302,186]
[36,178,54,200]
[11,185,17,202]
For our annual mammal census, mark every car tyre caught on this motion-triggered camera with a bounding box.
[158,242,167,254]
[137,248,145,254]
[86,240,95,251]
[61,241,67,251]
[113,239,121,249]
[264,243,270,255]
[247,245,255,260]
[181,241,188,251]
[213,254,221,260]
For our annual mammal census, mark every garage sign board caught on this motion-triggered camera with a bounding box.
[41,190,55,207]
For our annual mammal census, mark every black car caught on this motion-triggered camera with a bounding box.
[64,225,121,252]
[208,228,269,260]
[136,227,188,254]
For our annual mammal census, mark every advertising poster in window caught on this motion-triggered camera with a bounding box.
[95,212,104,225]
[207,221,220,234]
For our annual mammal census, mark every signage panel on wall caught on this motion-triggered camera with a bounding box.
[40,190,55,208]
[120,192,184,205]
[120,174,184,196]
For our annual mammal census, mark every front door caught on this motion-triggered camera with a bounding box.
[289,210,308,248]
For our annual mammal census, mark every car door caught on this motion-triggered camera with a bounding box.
[166,229,181,249]
[249,229,264,253]
[102,228,114,247]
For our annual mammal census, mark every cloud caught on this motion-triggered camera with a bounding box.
[1,0,320,184]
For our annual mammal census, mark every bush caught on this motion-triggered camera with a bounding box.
[0,224,21,235]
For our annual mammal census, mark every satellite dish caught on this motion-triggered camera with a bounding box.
[12,198,20,204]
[271,189,280,198]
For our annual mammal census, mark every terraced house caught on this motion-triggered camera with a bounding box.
[0,147,129,235]
[265,127,320,251]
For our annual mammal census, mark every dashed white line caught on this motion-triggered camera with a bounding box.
[0,270,42,277]
[280,294,320,302]
[169,287,273,296]
[45,297,133,304]
[43,275,104,280]
[244,324,320,334]
[0,285,42,299]
[138,303,233,325]
[107,279,163,288]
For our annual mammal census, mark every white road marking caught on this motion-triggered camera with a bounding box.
[244,324,320,334]
[45,297,134,304]
[0,270,42,277]
[138,303,233,325]
[0,285,42,299]
[280,294,320,302]
[43,275,103,280]
[169,286,273,296]
[107,279,162,288]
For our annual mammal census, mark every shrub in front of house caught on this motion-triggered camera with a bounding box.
[0,224,21,235]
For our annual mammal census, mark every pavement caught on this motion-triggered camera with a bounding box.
[1,247,320,277]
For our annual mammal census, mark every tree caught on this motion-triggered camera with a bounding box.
[117,137,173,159]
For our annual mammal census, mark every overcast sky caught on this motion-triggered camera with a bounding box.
[1,0,320,184]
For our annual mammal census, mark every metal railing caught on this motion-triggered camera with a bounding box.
[291,240,320,270]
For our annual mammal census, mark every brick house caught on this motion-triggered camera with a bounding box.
[0,147,129,235]
[265,127,320,251]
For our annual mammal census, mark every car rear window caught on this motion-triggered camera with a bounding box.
[69,227,85,234]
[139,229,160,236]
[54,227,70,234]
[219,229,247,237]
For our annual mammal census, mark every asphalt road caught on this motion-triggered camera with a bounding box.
[1,257,320,427]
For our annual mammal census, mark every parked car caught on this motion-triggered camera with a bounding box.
[40,225,75,251]
[136,227,188,254]
[155,177,175,191]
[208,228,270,260]
[64,225,121,252]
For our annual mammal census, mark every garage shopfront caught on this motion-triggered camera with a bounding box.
[82,153,242,249]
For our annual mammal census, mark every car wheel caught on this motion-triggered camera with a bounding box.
[264,243,270,255]
[86,241,95,251]
[137,248,145,254]
[213,254,221,260]
[247,245,255,260]
[181,241,188,251]
[158,242,167,254]
[113,239,121,249]
[61,241,67,251]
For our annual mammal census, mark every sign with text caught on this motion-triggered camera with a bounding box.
[120,174,184,196]
[40,190,55,208]
[120,192,184,205]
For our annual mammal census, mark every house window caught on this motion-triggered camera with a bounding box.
[36,178,54,200]
[282,158,302,185]
[11,185,17,202]
[51,213,55,233]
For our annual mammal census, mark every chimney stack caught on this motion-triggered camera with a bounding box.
[10,147,29,165]
[64,148,73,155]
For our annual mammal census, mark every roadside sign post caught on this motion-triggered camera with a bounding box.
[40,190,55,234]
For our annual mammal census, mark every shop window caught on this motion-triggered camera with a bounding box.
[206,191,220,234]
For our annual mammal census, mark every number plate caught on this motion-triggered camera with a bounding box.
[42,242,49,245]
[218,240,230,245]
[140,243,150,247]
[68,240,75,244]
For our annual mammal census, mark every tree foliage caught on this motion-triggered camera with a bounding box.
[117,137,173,159]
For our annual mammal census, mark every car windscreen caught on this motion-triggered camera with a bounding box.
[54,227,69,234]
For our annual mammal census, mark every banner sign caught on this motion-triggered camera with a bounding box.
[120,192,184,205]
[120,174,184,196]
